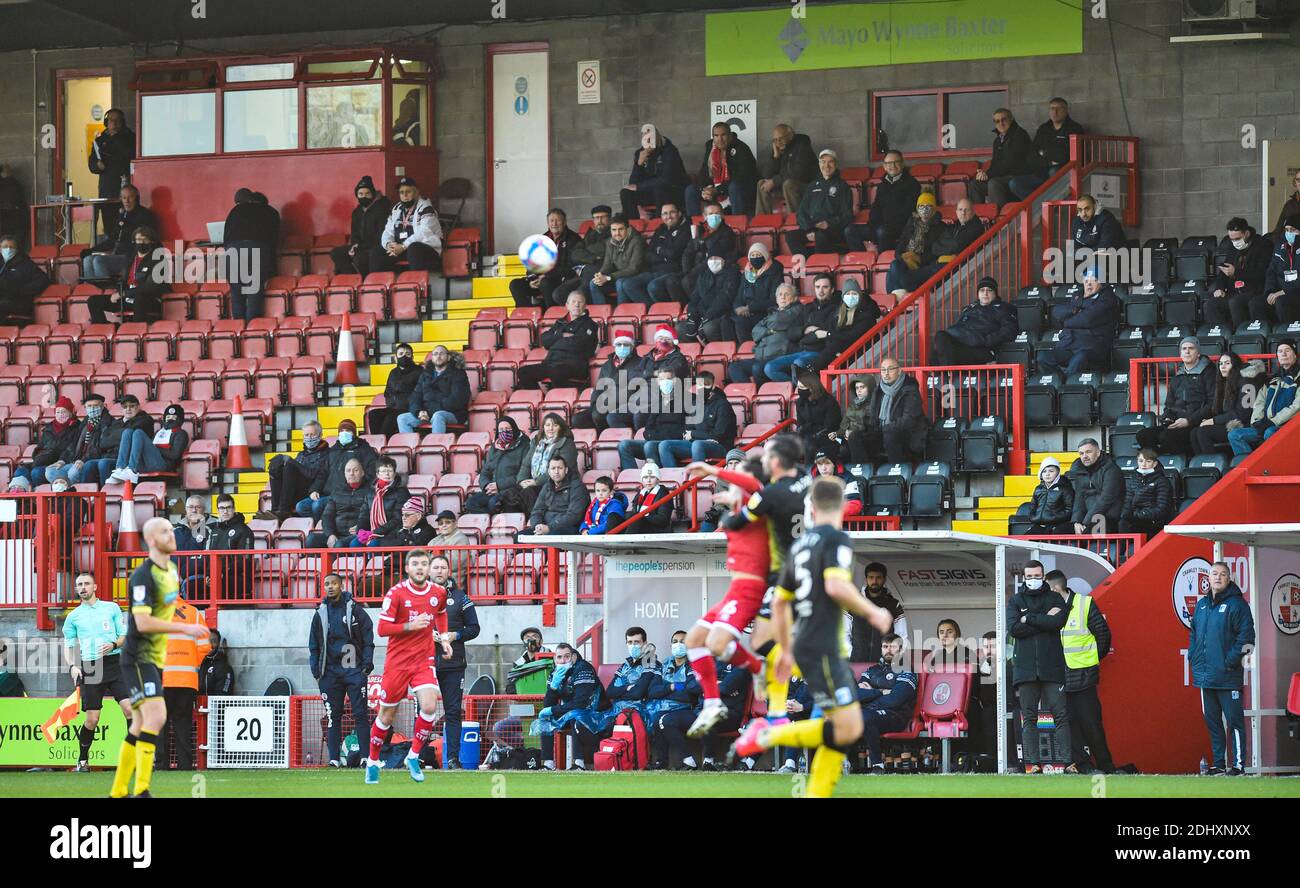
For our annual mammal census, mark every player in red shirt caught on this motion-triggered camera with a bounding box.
[365,548,453,784]
[682,457,770,739]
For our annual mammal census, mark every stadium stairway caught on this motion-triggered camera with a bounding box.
[952,450,1080,535]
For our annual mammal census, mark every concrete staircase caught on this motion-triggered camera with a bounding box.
[951,451,1080,536]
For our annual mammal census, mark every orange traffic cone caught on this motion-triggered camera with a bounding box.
[334,313,359,385]
[118,480,141,551]
[226,395,252,470]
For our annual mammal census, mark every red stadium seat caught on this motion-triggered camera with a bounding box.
[122,362,159,403]
[182,439,221,490]
[390,271,426,319]
[221,358,258,400]
[415,433,455,476]
[111,322,149,364]
[193,283,229,320]
[176,320,212,362]
[240,317,277,359]
[142,320,180,363]
[291,274,329,316]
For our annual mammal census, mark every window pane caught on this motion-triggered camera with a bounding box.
[945,90,1010,151]
[307,59,379,78]
[391,84,427,146]
[141,92,215,156]
[307,84,382,148]
[137,66,213,88]
[224,88,299,152]
[226,63,295,83]
[878,94,937,156]
[396,59,428,75]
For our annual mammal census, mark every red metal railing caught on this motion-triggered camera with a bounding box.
[1069,135,1141,228]
[104,543,578,626]
[824,364,1028,475]
[608,417,797,534]
[0,492,109,630]
[576,618,603,666]
[1011,533,1145,568]
[1128,354,1276,414]
[842,516,903,531]
[1040,199,1078,284]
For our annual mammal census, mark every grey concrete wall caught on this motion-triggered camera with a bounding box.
[0,2,1295,253]
[0,610,68,697]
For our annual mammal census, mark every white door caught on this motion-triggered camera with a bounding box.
[491,49,549,255]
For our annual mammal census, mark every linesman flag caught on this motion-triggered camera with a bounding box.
[42,687,81,743]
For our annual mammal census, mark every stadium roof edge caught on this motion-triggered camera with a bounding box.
[1165,523,1300,551]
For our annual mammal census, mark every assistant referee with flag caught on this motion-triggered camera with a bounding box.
[61,572,131,771]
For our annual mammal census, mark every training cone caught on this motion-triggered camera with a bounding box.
[226,395,252,470]
[117,480,141,551]
[334,313,360,385]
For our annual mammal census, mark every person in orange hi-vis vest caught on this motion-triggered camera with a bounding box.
[160,596,210,771]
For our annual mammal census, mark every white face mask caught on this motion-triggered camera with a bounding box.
[707,257,725,274]
[1137,466,1155,475]
[1024,577,1043,591]
[1232,237,1248,250]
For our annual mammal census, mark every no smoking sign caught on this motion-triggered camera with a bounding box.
[577,59,601,104]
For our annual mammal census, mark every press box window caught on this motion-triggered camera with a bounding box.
[872,86,1009,160]
[141,92,216,156]
[307,84,382,149]
[224,88,299,153]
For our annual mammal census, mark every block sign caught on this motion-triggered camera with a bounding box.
[709,100,757,156]
[222,704,275,753]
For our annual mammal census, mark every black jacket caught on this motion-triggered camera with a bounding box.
[524,226,580,284]
[1212,229,1272,295]
[1051,286,1120,363]
[944,297,1019,351]
[349,196,393,252]
[867,171,922,245]
[542,655,609,718]
[1264,239,1300,297]
[60,416,112,463]
[1123,465,1174,526]
[289,440,332,482]
[379,518,436,549]
[628,137,690,199]
[207,513,254,551]
[407,357,471,423]
[695,138,758,201]
[590,352,649,412]
[541,312,600,364]
[30,421,80,468]
[312,439,380,497]
[99,412,156,456]
[986,122,1037,179]
[94,205,159,256]
[736,261,785,320]
[199,642,235,696]
[932,218,986,259]
[796,172,854,231]
[1070,454,1125,528]
[798,293,843,351]
[322,483,370,538]
[1072,209,1126,251]
[90,126,135,198]
[568,225,610,267]
[689,264,740,322]
[115,248,168,319]
[434,579,481,671]
[856,662,919,714]
[224,201,281,257]
[0,252,50,314]
[1027,475,1074,530]
[1164,357,1217,424]
[756,132,817,188]
[895,214,947,260]
[644,220,692,275]
[1008,585,1068,685]
[689,387,737,448]
[641,389,687,440]
[152,423,189,471]
[1207,361,1267,427]
[796,391,841,439]
[1063,590,1112,693]
[382,359,422,416]
[357,482,411,537]
[818,301,882,373]
[848,590,906,662]
[682,223,740,276]
[863,375,928,454]
[1032,116,1085,170]
[529,474,589,530]
[477,435,529,491]
[628,483,674,533]
[1273,193,1300,237]
[309,591,375,679]
[642,345,692,381]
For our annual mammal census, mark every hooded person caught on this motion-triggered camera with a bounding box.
[9,396,80,489]
[1024,455,1075,534]
[620,123,690,220]
[106,402,189,484]
[223,186,280,321]
[931,276,1019,366]
[332,175,393,275]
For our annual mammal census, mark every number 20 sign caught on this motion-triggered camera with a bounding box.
[223,705,274,753]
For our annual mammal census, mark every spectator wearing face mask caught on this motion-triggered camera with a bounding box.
[397,345,471,435]
[309,458,371,548]
[688,242,741,344]
[656,371,736,468]
[605,626,659,721]
[7,396,80,490]
[571,330,644,432]
[647,630,704,769]
[375,177,440,274]
[730,242,785,344]
[580,476,628,535]
[465,416,529,515]
[312,419,379,503]
[368,343,422,437]
[1024,456,1074,534]
[85,395,155,487]
[45,394,110,485]
[805,279,881,371]
[104,402,187,484]
[794,367,842,462]
[626,462,674,533]
[1009,560,1074,774]
[259,420,332,522]
[354,457,409,548]
[0,234,50,322]
[665,202,740,303]
[856,633,919,772]
[618,369,688,471]
[532,642,611,771]
[1119,448,1174,538]
[1260,214,1300,324]
[1204,218,1273,329]
[641,324,692,381]
[331,176,392,277]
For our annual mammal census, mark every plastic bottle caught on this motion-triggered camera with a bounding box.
[1199,757,1208,775]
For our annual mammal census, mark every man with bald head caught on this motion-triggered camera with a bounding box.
[754,124,817,215]
[110,517,208,798]
[309,458,371,548]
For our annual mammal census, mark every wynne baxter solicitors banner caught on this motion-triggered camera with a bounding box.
[705,1,1082,77]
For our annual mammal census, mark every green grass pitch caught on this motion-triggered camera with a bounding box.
[2,769,1298,798]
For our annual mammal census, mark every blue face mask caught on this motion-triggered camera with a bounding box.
[1288,231,1298,246]
[706,213,722,230]
[614,344,632,360]
[671,642,687,660]
[549,663,571,689]
[0,247,14,263]
[337,431,354,446]
[85,406,103,421]
[843,293,860,308]
[627,644,642,660]
[658,379,674,395]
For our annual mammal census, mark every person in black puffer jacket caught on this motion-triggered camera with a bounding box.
[510,208,583,308]
[692,242,742,343]
[730,242,785,344]
[844,150,921,252]
[223,188,281,322]
[7,396,79,490]
[1071,195,1126,251]
[616,203,692,306]
[1009,560,1072,772]
[1119,448,1174,538]
[310,457,372,548]
[0,235,51,322]
[312,419,379,500]
[1136,336,1217,455]
[931,276,1019,366]
[620,123,690,220]
[331,175,393,276]
[520,457,588,537]
[1069,438,1125,534]
[794,367,842,463]
[207,494,255,601]
[86,226,165,324]
[369,342,423,437]
[968,109,1036,209]
[261,420,333,521]
[1190,354,1267,455]
[465,416,530,514]
[1025,456,1074,534]
[399,345,472,433]
[1204,218,1273,329]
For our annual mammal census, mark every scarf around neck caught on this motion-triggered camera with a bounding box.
[370,477,391,530]
[878,375,905,423]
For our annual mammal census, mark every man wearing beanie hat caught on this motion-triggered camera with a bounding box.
[223,185,280,321]
[1261,214,1300,324]
[1136,336,1216,455]
[373,496,436,577]
[885,190,945,296]
[331,175,392,275]
[691,240,743,343]
[845,149,921,253]
[783,148,853,258]
[375,176,442,274]
[8,396,80,489]
[931,276,1018,366]
[572,328,644,431]
[616,202,691,306]
[550,205,613,307]
[510,207,582,308]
